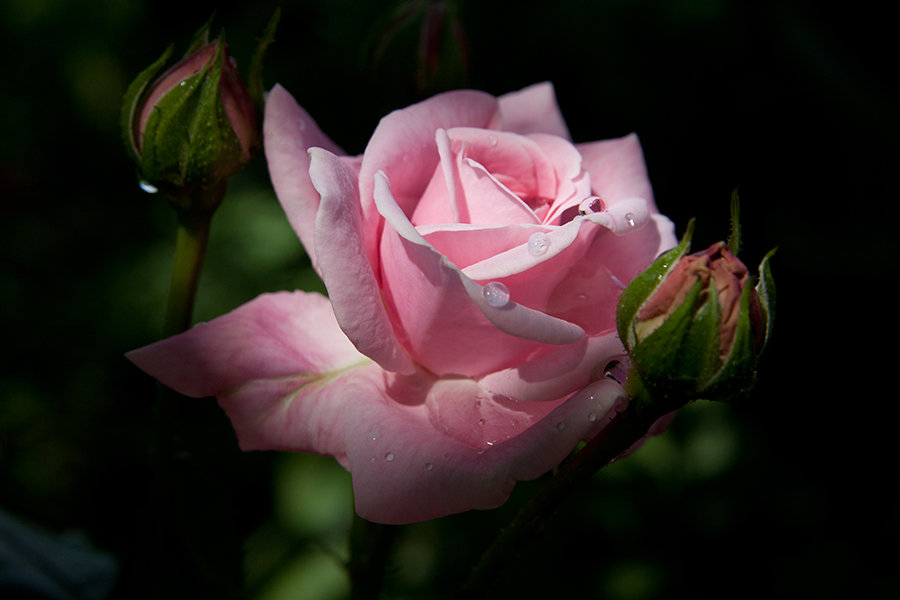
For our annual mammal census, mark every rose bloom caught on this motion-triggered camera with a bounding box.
[128,82,677,524]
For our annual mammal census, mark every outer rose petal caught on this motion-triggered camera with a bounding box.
[263,85,345,270]
[496,81,571,139]
[578,133,656,207]
[126,292,375,459]
[346,378,627,524]
[309,148,416,375]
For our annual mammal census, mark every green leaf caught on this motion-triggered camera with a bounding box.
[120,44,173,163]
[616,219,695,350]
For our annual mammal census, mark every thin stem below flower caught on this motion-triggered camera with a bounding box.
[163,209,213,337]
[348,512,399,600]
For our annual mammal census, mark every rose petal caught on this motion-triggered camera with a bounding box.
[374,171,584,376]
[263,85,345,270]
[126,291,375,458]
[346,378,627,524]
[479,333,625,402]
[577,133,656,207]
[425,378,560,449]
[359,90,499,219]
[496,81,571,139]
[309,148,416,375]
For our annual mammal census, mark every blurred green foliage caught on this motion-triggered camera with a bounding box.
[1,0,897,598]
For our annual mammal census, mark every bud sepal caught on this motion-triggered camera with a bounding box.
[121,22,257,213]
[616,219,775,412]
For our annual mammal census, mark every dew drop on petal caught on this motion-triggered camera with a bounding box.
[482,281,510,307]
[578,196,604,215]
[527,231,551,256]
[587,412,598,423]
[556,421,566,432]
[138,180,158,194]
[488,133,498,146]
[424,462,434,472]
[384,452,395,462]
[624,212,636,228]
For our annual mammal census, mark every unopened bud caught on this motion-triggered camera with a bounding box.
[616,220,775,409]
[122,32,257,207]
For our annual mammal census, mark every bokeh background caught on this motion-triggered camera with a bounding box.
[1,0,896,598]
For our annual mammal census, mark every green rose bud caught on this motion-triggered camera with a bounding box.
[616,220,775,411]
[121,31,257,210]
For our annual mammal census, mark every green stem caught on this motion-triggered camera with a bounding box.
[458,395,663,598]
[163,209,213,337]
[146,187,241,597]
[348,512,398,600]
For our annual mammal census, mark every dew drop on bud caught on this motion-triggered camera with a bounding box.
[624,212,636,228]
[556,421,566,431]
[527,231,551,256]
[587,412,598,423]
[384,452,395,462]
[483,281,510,307]
[139,180,158,194]
[424,462,434,472]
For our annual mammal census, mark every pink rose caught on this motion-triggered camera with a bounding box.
[128,82,677,524]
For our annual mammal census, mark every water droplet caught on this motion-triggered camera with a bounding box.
[527,232,551,256]
[578,196,604,215]
[424,462,434,471]
[482,281,510,307]
[384,452,395,462]
[624,212,636,228]
[138,180,158,194]
[556,421,566,431]
[488,134,499,146]
[587,412,598,423]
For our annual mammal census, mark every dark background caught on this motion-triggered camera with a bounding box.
[1,0,896,598]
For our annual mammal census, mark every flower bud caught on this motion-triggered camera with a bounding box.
[121,34,257,205]
[616,220,775,408]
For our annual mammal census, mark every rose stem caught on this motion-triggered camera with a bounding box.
[348,512,399,599]
[149,187,245,596]
[458,398,662,598]
[162,206,214,337]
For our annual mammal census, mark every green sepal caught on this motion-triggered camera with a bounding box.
[631,277,711,407]
[139,39,242,202]
[702,279,760,402]
[247,7,282,114]
[184,13,216,56]
[616,219,695,351]
[120,44,173,164]
[727,188,742,256]
[756,247,777,350]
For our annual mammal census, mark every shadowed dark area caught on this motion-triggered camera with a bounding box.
[2,0,895,598]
